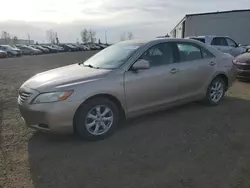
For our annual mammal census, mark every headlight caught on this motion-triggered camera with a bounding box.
[233,59,248,65]
[32,90,73,104]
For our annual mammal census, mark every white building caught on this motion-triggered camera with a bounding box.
[170,9,250,45]
[0,39,34,45]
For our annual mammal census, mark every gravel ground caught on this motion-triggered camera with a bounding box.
[1,52,250,188]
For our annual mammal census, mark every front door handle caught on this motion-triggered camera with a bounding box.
[209,61,216,66]
[170,68,179,74]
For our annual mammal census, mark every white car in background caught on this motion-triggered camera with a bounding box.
[187,36,246,57]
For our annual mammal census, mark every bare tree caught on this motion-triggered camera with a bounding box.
[46,30,57,44]
[127,32,133,40]
[89,29,96,43]
[1,31,11,44]
[120,32,126,41]
[55,32,60,44]
[80,28,97,43]
[76,38,80,44]
[120,31,134,41]
[80,29,89,43]
[12,36,18,44]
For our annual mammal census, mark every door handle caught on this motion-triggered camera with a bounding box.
[170,68,179,74]
[209,61,216,66]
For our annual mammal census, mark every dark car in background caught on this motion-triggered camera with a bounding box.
[30,45,50,53]
[9,45,23,56]
[0,45,21,57]
[50,45,65,52]
[234,53,250,80]
[59,44,77,52]
[70,44,82,51]
[0,49,8,58]
[41,45,59,53]
[16,45,42,55]
[0,43,110,57]
[67,44,79,51]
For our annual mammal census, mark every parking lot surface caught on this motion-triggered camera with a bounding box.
[1,52,250,188]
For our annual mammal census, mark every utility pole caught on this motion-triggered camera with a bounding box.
[105,30,107,44]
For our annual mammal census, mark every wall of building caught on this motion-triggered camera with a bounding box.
[0,39,34,45]
[185,11,250,45]
[170,19,185,38]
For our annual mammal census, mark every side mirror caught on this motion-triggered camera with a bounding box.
[132,59,150,71]
[238,43,242,47]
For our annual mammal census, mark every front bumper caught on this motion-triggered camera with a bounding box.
[236,64,250,79]
[18,87,78,134]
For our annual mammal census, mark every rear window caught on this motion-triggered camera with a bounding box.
[191,38,205,43]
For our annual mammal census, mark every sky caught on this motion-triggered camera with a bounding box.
[0,0,249,43]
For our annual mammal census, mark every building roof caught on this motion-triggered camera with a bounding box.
[186,9,250,17]
[170,9,250,33]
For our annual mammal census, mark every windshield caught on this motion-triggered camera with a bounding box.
[83,43,140,69]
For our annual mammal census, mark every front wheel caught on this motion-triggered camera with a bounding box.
[204,77,226,106]
[75,97,119,141]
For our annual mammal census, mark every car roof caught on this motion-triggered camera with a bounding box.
[187,35,231,39]
[119,38,212,45]
[121,38,223,58]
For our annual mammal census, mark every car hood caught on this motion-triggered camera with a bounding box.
[22,64,111,91]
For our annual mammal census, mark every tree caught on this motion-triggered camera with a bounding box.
[80,29,89,43]
[12,36,18,44]
[165,33,170,38]
[46,30,57,44]
[127,32,133,40]
[55,32,60,44]
[80,29,97,43]
[1,31,11,44]
[76,38,80,44]
[120,32,126,41]
[89,29,96,43]
[120,31,134,41]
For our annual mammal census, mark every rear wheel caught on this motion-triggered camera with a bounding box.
[204,77,226,106]
[75,97,119,141]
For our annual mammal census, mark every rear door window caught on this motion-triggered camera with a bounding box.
[176,43,202,62]
[202,49,215,59]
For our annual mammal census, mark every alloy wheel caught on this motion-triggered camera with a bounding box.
[209,80,224,103]
[85,105,114,136]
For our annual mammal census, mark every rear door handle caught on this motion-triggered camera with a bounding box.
[209,61,216,66]
[170,68,179,74]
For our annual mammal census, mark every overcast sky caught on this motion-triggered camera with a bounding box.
[0,0,249,43]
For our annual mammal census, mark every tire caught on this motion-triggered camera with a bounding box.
[75,97,120,141]
[204,77,226,106]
